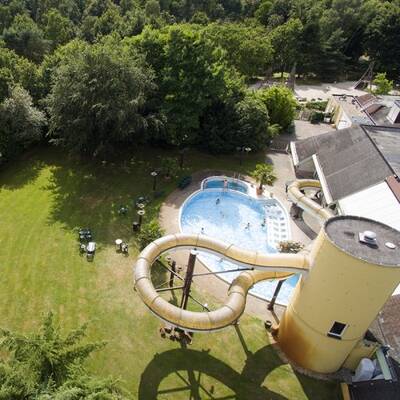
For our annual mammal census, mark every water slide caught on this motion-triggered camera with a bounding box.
[135,234,310,332]
[134,179,333,332]
[286,179,334,222]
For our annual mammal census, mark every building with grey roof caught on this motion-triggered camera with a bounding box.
[290,125,400,232]
[325,94,400,130]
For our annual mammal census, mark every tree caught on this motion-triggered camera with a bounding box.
[269,18,303,74]
[2,14,49,62]
[42,8,75,49]
[137,220,164,249]
[203,23,273,78]
[0,312,128,398]
[373,72,393,95]
[47,39,157,156]
[200,91,269,154]
[251,163,276,189]
[133,25,230,146]
[0,85,46,163]
[80,5,124,42]
[363,1,400,80]
[259,85,296,131]
[255,0,272,25]
[145,0,161,18]
[0,46,39,101]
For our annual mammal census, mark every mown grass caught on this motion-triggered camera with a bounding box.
[0,146,339,399]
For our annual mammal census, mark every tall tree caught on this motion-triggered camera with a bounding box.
[133,25,230,146]
[0,85,46,163]
[202,23,273,79]
[42,8,75,49]
[47,38,157,156]
[2,14,49,62]
[269,18,303,74]
[363,0,400,80]
[0,46,39,101]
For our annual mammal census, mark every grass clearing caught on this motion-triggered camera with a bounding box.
[0,146,339,399]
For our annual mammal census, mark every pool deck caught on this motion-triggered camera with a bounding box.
[159,165,317,323]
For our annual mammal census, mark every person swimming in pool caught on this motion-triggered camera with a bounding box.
[261,218,266,227]
[216,198,220,205]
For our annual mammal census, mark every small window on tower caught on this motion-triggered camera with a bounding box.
[328,321,347,339]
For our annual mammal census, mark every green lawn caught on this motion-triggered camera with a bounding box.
[0,147,339,399]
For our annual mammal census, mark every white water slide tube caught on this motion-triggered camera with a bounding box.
[135,234,309,332]
[134,179,333,332]
[287,179,334,223]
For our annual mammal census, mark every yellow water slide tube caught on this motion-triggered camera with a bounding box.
[286,179,334,223]
[134,233,310,332]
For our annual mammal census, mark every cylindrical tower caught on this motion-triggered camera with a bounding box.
[278,216,400,373]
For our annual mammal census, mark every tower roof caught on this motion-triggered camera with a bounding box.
[325,216,400,267]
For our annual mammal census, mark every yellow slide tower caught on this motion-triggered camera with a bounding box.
[278,216,400,373]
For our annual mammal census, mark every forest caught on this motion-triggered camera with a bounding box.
[0,0,399,160]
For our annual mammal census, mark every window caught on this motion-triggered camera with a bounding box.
[327,321,347,339]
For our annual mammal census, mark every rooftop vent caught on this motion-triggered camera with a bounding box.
[359,230,378,246]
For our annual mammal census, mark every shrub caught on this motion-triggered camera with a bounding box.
[137,220,164,249]
[178,175,192,189]
[278,240,304,254]
[310,111,324,124]
[161,156,179,178]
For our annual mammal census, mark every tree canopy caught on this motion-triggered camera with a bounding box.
[0,0,398,161]
[47,37,158,156]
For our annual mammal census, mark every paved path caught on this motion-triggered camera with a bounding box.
[294,81,366,101]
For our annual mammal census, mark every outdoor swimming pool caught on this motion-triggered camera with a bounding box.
[180,186,299,306]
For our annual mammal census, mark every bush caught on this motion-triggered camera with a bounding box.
[305,100,327,111]
[178,175,192,189]
[137,220,164,249]
[310,111,324,124]
[161,156,179,178]
[259,86,297,131]
[278,240,304,254]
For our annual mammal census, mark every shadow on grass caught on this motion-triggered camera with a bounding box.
[43,152,161,245]
[0,153,45,190]
[138,345,288,400]
[138,325,339,400]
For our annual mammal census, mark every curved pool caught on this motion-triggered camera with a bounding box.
[180,187,299,306]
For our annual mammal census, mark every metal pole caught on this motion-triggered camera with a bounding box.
[267,279,285,310]
[180,250,197,310]
[153,175,157,191]
[169,261,176,287]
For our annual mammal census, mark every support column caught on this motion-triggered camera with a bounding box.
[268,279,285,310]
[169,261,176,288]
[180,250,197,310]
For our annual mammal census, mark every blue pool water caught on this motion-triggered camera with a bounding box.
[203,178,248,193]
[180,189,299,305]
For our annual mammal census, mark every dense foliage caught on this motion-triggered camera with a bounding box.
[0,0,398,159]
[0,85,46,163]
[0,312,128,398]
[47,37,157,156]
